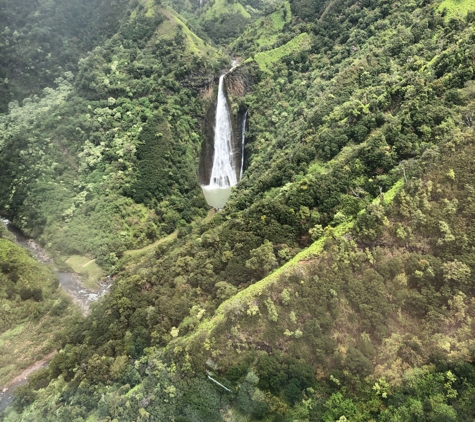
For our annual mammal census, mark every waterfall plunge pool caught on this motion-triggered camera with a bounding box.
[201,185,232,209]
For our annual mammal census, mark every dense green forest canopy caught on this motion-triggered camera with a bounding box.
[1,0,475,420]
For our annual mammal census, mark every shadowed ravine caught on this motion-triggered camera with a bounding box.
[0,219,111,410]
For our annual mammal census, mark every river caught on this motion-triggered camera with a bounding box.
[2,219,110,312]
[0,218,111,411]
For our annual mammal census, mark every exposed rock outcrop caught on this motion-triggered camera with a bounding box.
[225,65,254,98]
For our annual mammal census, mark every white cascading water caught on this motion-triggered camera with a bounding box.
[202,72,239,209]
[240,110,247,180]
[209,75,237,187]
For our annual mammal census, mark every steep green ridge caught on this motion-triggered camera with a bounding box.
[157,6,219,56]
[2,0,475,420]
[179,178,404,348]
[230,1,292,52]
[198,0,253,44]
[203,0,252,19]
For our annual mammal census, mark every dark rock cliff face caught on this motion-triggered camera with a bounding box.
[198,66,253,186]
[199,96,218,185]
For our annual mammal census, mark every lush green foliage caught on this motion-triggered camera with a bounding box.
[2,0,475,420]
[195,0,281,45]
[199,0,252,44]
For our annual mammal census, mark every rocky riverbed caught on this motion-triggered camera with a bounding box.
[2,219,111,313]
[0,218,112,410]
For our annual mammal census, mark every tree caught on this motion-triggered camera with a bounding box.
[443,260,471,289]
[246,240,278,279]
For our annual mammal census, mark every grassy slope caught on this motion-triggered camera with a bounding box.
[253,32,313,72]
[123,230,178,256]
[438,0,475,18]
[202,0,251,20]
[198,0,252,44]
[65,256,103,291]
[175,135,475,389]
[173,176,404,351]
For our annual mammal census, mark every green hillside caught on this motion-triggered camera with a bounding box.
[0,0,128,112]
[2,0,475,420]
[253,32,312,72]
[203,0,252,19]
[198,0,253,44]
[231,1,291,52]
[159,6,219,56]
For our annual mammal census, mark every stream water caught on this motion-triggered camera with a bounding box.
[0,218,111,411]
[2,220,110,312]
[240,110,247,180]
[0,361,49,412]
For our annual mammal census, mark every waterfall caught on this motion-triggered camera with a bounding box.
[240,111,247,180]
[201,71,240,209]
[208,75,237,188]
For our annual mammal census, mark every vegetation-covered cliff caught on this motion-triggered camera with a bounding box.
[2,0,475,420]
